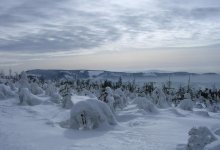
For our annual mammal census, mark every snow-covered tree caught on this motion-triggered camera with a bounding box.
[151,87,170,108]
[70,98,117,130]
[30,82,44,95]
[134,97,158,113]
[45,81,61,103]
[18,71,30,89]
[99,87,115,112]
[113,88,127,109]
[60,83,73,109]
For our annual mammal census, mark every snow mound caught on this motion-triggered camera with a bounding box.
[69,98,117,130]
[178,99,194,111]
[134,97,158,113]
[105,87,115,112]
[205,140,220,150]
[194,111,210,117]
[0,84,16,100]
[186,127,217,150]
[19,88,42,106]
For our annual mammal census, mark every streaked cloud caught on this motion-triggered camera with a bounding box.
[0,0,220,72]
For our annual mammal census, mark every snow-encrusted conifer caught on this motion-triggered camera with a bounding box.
[152,87,170,108]
[60,83,73,109]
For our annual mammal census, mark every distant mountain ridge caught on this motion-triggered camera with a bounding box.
[26,69,218,80]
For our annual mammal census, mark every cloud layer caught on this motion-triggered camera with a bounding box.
[0,0,220,72]
[1,0,220,53]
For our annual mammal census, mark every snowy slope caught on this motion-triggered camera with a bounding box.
[88,70,104,78]
[0,96,220,150]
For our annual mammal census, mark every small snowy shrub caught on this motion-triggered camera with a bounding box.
[19,88,42,106]
[134,97,158,113]
[99,87,115,112]
[0,84,15,99]
[178,99,194,111]
[186,127,217,150]
[70,99,116,130]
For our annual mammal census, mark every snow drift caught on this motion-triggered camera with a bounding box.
[69,98,117,130]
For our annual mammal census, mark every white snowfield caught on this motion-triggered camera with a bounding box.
[0,95,220,150]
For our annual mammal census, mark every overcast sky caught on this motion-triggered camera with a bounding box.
[0,0,220,73]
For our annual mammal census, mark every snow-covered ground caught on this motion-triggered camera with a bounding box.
[0,95,220,150]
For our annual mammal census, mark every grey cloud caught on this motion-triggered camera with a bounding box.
[190,7,220,20]
[0,0,220,54]
[0,0,121,52]
[0,25,120,52]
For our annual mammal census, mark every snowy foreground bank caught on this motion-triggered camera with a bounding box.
[0,95,220,150]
